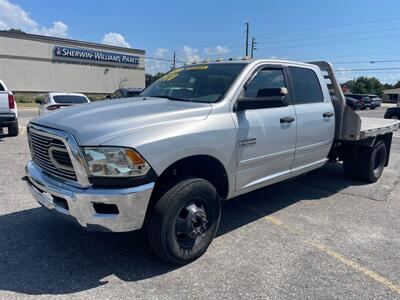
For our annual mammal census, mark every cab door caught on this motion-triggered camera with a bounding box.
[233,65,297,192]
[288,66,335,171]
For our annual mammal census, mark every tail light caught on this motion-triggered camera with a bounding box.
[47,105,61,111]
[8,92,15,109]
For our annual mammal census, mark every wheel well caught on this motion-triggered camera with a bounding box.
[147,155,229,215]
[337,133,392,167]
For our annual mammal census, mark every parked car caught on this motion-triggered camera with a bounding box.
[0,79,18,136]
[368,95,382,109]
[345,96,361,110]
[24,60,400,264]
[107,88,143,99]
[37,93,90,115]
[384,104,400,120]
[344,94,371,110]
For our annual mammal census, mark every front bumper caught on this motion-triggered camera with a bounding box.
[25,161,154,232]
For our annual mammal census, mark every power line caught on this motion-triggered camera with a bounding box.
[253,26,400,45]
[175,37,244,53]
[335,67,400,72]
[167,16,400,65]
[255,33,400,52]
[336,70,400,74]
[254,16,400,37]
[144,56,185,63]
[333,59,400,64]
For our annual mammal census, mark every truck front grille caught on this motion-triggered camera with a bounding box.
[28,129,77,181]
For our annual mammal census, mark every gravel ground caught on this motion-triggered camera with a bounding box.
[0,107,399,299]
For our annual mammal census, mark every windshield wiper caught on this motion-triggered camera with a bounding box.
[148,95,191,102]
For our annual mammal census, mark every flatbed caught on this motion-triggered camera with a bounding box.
[360,117,400,139]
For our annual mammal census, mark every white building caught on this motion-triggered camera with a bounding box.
[0,31,145,94]
[383,88,400,103]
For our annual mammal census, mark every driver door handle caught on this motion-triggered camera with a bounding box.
[280,116,295,123]
[323,112,334,118]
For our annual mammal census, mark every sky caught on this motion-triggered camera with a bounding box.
[1,0,400,83]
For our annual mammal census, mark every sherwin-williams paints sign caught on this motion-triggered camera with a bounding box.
[54,46,140,65]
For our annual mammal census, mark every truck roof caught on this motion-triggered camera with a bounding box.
[188,58,318,68]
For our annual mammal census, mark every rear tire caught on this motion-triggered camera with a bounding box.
[370,106,376,110]
[147,178,221,265]
[358,140,387,183]
[8,120,19,137]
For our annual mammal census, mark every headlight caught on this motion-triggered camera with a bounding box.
[83,147,150,177]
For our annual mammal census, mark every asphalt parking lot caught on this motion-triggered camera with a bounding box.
[0,107,399,299]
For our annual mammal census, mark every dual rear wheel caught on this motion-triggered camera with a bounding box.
[343,140,387,183]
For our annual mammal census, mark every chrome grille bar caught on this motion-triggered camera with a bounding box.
[27,123,91,187]
[28,128,77,182]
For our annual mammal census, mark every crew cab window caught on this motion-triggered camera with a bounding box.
[289,67,323,104]
[243,69,286,98]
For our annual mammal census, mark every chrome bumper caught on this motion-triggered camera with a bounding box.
[25,161,154,232]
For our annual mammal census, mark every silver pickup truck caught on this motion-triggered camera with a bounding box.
[0,79,18,136]
[24,59,400,264]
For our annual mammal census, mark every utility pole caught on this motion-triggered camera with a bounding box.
[245,22,249,57]
[251,36,257,58]
[172,51,176,69]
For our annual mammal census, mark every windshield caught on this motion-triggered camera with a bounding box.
[141,63,246,103]
[53,95,89,104]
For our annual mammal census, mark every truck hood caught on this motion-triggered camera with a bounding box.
[31,97,213,145]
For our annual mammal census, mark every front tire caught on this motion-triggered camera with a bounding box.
[147,178,221,265]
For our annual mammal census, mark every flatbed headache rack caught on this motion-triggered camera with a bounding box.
[309,61,400,142]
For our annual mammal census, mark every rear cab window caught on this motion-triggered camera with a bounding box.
[289,66,324,104]
[0,83,4,91]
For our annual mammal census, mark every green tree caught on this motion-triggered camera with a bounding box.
[145,72,165,87]
[4,28,25,34]
[392,81,400,89]
[342,77,384,96]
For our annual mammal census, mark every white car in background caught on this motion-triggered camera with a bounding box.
[37,93,90,115]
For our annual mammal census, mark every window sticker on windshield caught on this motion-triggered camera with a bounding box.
[186,65,209,71]
[159,68,184,81]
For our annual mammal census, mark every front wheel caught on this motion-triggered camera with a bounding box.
[147,178,221,265]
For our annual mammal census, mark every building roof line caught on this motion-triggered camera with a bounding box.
[0,30,145,55]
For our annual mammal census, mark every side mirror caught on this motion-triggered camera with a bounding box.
[234,87,289,111]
